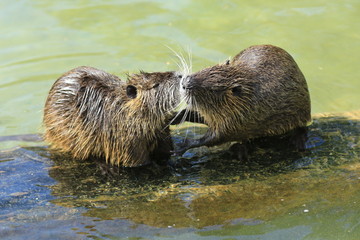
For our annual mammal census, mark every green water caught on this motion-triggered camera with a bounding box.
[0,0,359,239]
[1,0,360,142]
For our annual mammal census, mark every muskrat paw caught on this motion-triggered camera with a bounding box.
[229,143,249,162]
[290,127,308,151]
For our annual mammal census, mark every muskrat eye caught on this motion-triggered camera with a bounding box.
[231,86,242,97]
[126,85,137,99]
[153,83,159,88]
[178,74,183,79]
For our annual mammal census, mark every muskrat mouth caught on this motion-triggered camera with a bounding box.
[181,75,195,90]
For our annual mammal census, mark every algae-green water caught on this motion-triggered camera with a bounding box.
[1,1,359,239]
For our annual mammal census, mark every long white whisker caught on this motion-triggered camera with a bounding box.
[185,46,193,74]
[183,108,191,144]
[165,45,193,78]
[194,98,202,138]
[164,97,187,128]
[166,46,186,73]
[164,45,195,150]
[181,105,191,125]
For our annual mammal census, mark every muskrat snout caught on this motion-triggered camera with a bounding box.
[181,76,193,90]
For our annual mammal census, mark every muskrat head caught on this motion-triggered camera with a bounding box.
[126,71,183,118]
[181,62,257,126]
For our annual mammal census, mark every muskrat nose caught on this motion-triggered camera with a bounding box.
[182,76,192,90]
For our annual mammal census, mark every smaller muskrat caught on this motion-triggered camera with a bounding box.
[44,66,183,167]
[179,45,311,155]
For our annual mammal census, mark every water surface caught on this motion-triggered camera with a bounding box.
[0,0,359,239]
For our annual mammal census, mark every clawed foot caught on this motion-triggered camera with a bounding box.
[290,127,308,151]
[229,142,249,162]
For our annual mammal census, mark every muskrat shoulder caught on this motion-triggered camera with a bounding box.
[44,66,182,167]
[180,44,311,154]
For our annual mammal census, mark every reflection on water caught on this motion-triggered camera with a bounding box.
[1,112,359,239]
[1,0,360,145]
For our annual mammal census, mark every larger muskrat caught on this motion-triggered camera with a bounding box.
[179,44,311,155]
[44,66,183,167]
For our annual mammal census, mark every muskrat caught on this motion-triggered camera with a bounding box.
[179,44,311,155]
[43,66,183,167]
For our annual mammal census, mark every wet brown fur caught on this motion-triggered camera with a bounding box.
[182,45,311,150]
[44,66,181,167]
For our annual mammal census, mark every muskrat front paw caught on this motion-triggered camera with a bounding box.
[229,143,249,162]
[290,127,308,151]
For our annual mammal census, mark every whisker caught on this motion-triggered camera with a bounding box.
[183,111,191,145]
[193,97,201,137]
[166,45,186,74]
[165,45,193,78]
[181,105,191,125]
[165,97,187,128]
[178,96,194,144]
[161,93,191,134]
[185,46,193,74]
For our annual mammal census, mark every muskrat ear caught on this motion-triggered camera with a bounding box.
[126,85,137,99]
[231,86,242,97]
[225,59,230,65]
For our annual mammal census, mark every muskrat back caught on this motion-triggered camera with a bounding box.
[44,66,183,167]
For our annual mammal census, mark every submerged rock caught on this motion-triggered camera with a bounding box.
[0,110,359,229]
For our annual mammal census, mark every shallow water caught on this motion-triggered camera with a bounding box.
[1,112,360,239]
[0,0,360,239]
